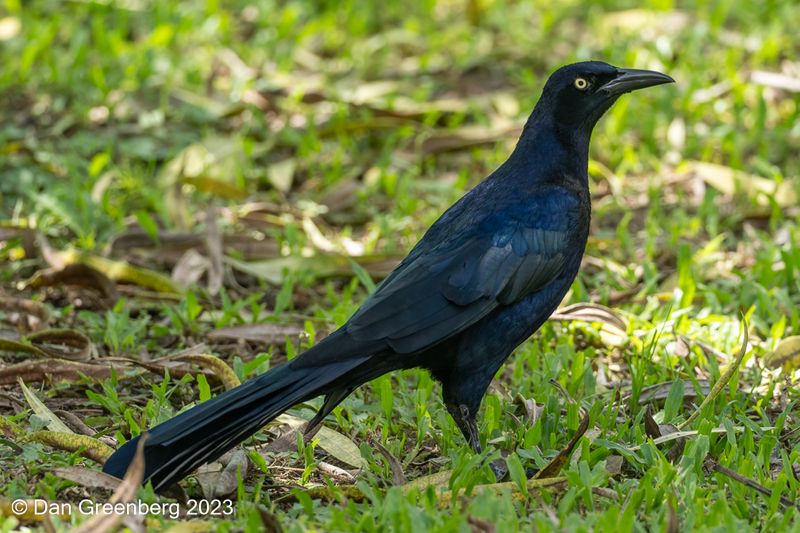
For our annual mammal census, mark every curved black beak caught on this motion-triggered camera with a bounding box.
[600,68,675,96]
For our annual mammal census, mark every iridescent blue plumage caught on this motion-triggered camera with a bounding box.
[103,61,673,489]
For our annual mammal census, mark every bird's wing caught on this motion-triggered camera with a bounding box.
[346,191,580,353]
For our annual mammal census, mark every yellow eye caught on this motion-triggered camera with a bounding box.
[574,77,589,90]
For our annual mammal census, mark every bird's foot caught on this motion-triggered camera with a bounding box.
[489,458,508,481]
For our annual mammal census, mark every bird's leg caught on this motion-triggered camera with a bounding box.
[447,403,508,481]
[457,404,482,453]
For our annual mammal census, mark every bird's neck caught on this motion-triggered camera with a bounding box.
[508,113,592,188]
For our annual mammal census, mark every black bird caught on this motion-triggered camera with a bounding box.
[104,61,673,489]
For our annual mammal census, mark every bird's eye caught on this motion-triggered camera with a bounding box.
[574,77,589,90]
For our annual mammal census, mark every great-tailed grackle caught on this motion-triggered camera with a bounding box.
[103,61,673,489]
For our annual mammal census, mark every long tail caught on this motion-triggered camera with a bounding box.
[103,332,371,490]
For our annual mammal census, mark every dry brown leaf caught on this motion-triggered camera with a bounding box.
[372,439,406,485]
[70,435,146,533]
[28,263,119,306]
[605,455,623,476]
[30,329,92,360]
[205,205,223,295]
[51,466,122,491]
[643,405,662,438]
[207,323,305,345]
[550,303,628,347]
[0,359,115,385]
[212,449,248,498]
[637,379,711,405]
[514,394,544,426]
[419,125,520,155]
[0,328,92,361]
[53,410,97,436]
[533,411,590,479]
[171,249,210,288]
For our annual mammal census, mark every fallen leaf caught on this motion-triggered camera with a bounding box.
[47,249,180,294]
[643,405,661,438]
[419,125,520,154]
[0,329,92,361]
[71,435,146,532]
[372,440,406,485]
[764,336,800,370]
[171,249,210,288]
[685,161,796,208]
[636,379,710,405]
[276,414,365,469]
[267,159,296,193]
[23,431,113,463]
[550,303,628,346]
[51,466,122,491]
[18,378,74,434]
[213,450,249,498]
[750,70,800,93]
[207,323,305,344]
[317,461,356,482]
[28,263,119,307]
[205,205,223,295]
[181,176,248,200]
[0,359,115,385]
[225,254,398,285]
[401,469,452,493]
[166,354,241,390]
[605,455,623,476]
[533,411,590,479]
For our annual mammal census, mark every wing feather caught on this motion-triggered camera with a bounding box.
[346,190,580,353]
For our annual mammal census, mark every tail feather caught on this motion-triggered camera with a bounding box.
[103,346,370,490]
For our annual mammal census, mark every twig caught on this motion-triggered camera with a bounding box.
[678,318,748,430]
[706,458,796,508]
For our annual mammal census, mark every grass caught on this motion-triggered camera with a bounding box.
[1,0,800,531]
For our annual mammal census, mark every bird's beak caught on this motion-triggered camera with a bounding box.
[600,68,675,96]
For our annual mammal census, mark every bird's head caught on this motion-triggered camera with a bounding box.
[532,61,674,136]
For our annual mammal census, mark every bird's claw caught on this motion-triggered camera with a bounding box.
[489,458,508,481]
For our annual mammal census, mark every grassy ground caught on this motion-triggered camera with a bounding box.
[1,0,800,531]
